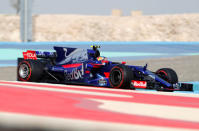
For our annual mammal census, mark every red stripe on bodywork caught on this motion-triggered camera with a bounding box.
[85,70,90,74]
[62,63,82,68]
[104,72,110,78]
[92,64,102,68]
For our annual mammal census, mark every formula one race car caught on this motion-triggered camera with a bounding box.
[17,45,193,91]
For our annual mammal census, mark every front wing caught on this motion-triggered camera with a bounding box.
[131,80,193,91]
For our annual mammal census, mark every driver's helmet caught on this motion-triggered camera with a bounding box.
[97,56,107,61]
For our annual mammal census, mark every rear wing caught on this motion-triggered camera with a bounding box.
[22,46,99,63]
[23,50,56,60]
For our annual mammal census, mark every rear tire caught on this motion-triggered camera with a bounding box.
[109,65,134,89]
[17,59,44,82]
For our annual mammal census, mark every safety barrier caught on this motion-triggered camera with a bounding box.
[1,41,199,45]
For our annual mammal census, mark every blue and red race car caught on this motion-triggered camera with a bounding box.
[17,45,192,91]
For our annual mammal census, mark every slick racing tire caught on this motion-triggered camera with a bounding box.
[109,65,134,89]
[17,59,44,82]
[156,68,178,91]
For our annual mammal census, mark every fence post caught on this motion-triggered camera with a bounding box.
[20,0,32,42]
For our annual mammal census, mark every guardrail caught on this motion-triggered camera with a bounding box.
[1,41,199,63]
[1,41,199,45]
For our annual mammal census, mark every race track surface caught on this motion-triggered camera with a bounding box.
[0,81,199,131]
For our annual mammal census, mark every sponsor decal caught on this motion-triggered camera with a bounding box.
[72,68,83,80]
[132,80,147,88]
[23,50,37,60]
[98,78,107,86]
[64,65,84,80]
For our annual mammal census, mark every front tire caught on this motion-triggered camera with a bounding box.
[156,68,178,91]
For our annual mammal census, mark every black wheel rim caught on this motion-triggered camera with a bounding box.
[158,72,169,82]
[111,69,122,86]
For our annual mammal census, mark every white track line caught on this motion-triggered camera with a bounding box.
[0,112,196,131]
[0,80,199,98]
[94,99,199,123]
[0,83,132,98]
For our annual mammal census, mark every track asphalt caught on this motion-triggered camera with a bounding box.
[0,42,199,130]
[0,81,199,131]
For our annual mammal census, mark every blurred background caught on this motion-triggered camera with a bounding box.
[2,0,199,15]
[0,0,199,42]
[0,1,199,131]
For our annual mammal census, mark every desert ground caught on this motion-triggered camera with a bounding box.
[0,14,199,42]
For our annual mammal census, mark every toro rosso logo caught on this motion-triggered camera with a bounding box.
[132,80,147,88]
[23,50,37,60]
